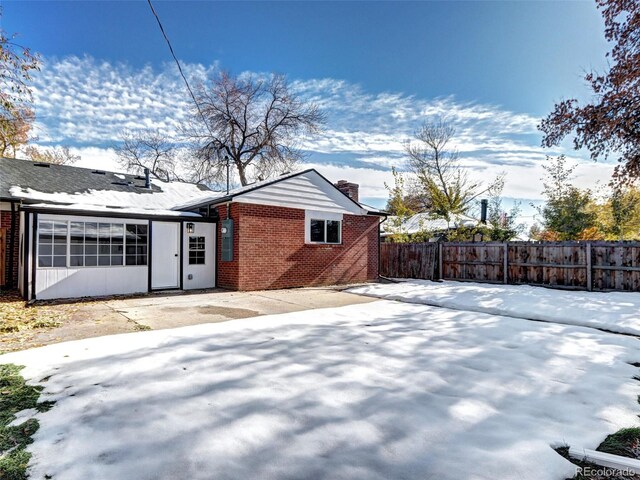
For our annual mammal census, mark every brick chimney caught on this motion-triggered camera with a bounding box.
[335,180,359,203]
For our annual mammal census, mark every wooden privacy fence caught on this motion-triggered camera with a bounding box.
[441,241,640,292]
[383,241,640,292]
[380,242,438,280]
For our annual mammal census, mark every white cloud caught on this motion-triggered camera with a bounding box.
[28,55,616,210]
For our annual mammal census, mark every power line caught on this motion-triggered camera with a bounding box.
[145,0,212,137]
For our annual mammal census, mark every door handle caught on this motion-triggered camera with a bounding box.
[174,254,179,257]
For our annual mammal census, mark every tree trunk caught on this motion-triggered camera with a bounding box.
[236,161,248,186]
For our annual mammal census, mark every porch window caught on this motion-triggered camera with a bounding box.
[125,224,148,266]
[188,236,205,265]
[37,220,147,268]
[68,222,125,267]
[38,221,68,267]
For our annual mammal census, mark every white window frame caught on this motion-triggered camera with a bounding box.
[305,210,343,244]
[188,235,206,265]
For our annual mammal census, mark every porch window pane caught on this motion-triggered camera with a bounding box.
[53,256,66,267]
[70,255,84,267]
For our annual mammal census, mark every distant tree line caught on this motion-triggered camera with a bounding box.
[529,155,640,241]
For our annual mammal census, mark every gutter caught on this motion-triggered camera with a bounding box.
[19,205,215,223]
[378,215,387,281]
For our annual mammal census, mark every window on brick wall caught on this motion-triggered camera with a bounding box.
[309,219,341,244]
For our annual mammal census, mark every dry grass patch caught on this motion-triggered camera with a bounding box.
[0,291,70,334]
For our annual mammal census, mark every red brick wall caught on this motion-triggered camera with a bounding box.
[1,209,19,289]
[215,202,380,291]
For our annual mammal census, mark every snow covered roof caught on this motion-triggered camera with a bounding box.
[1,158,382,217]
[1,157,214,211]
[381,212,481,236]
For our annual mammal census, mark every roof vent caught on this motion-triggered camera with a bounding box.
[91,170,106,175]
[33,163,51,168]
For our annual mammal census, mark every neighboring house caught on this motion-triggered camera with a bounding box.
[0,158,384,300]
[380,212,482,242]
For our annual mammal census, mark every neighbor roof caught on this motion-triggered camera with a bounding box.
[381,213,481,236]
[0,157,213,211]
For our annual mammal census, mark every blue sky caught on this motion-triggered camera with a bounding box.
[4,1,615,216]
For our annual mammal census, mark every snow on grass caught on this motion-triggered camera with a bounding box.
[1,300,639,480]
[350,280,640,336]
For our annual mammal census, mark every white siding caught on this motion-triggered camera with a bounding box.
[36,267,147,300]
[34,214,149,300]
[182,222,215,290]
[233,171,366,215]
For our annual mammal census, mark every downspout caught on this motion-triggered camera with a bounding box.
[378,216,387,282]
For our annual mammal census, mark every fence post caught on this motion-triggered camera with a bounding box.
[586,242,592,291]
[503,243,508,284]
[438,242,443,280]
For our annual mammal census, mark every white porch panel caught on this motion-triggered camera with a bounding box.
[151,221,180,289]
[182,222,215,290]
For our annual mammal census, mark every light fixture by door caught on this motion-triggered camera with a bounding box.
[186,222,195,234]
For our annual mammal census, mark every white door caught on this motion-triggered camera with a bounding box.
[152,222,180,289]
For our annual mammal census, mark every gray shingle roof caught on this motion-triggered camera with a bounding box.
[0,157,209,200]
[0,157,213,212]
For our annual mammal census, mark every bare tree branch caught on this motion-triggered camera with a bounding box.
[405,119,504,225]
[114,129,181,182]
[182,71,325,186]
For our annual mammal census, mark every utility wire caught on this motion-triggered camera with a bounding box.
[146,0,213,137]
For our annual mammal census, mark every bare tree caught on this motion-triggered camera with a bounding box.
[184,71,325,186]
[23,145,80,165]
[406,119,503,225]
[115,129,180,182]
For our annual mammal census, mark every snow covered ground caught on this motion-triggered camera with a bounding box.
[350,280,640,336]
[2,300,640,480]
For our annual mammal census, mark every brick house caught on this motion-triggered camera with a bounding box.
[0,158,384,300]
